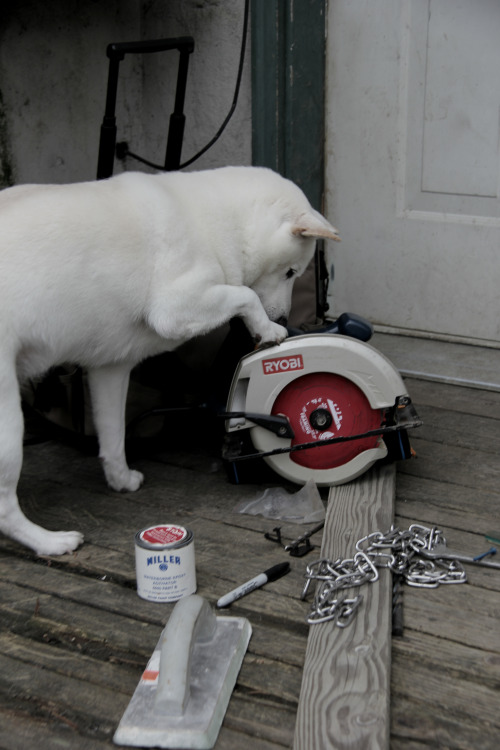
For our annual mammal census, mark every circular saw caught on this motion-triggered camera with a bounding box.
[223,334,421,486]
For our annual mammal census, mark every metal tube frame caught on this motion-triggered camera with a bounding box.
[96,36,194,180]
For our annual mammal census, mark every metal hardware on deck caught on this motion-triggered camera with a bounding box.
[419,542,500,570]
[474,547,497,561]
[264,522,325,557]
[302,524,477,627]
[307,593,364,626]
[392,574,404,636]
[264,527,283,545]
[284,522,325,557]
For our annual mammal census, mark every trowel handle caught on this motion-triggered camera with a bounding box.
[155,595,216,716]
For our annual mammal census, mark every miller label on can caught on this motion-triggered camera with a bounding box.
[135,524,196,602]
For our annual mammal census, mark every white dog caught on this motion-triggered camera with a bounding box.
[0,166,339,555]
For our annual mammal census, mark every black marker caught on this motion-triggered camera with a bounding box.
[216,562,291,608]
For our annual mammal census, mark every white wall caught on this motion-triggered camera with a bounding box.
[140,0,252,173]
[0,0,252,187]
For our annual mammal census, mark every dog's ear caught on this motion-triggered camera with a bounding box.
[292,213,341,242]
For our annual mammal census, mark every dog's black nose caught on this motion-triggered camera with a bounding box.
[275,316,288,327]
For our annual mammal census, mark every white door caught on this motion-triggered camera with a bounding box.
[325,0,500,345]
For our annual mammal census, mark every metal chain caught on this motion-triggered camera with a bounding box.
[302,524,467,626]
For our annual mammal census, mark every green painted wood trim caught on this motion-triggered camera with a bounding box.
[251,0,326,211]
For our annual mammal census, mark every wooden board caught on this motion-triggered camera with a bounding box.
[293,464,396,750]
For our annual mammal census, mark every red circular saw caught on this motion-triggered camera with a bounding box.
[223,334,421,486]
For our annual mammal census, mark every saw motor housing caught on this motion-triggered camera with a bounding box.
[225,334,415,486]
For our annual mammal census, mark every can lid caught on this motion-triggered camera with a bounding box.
[139,525,188,547]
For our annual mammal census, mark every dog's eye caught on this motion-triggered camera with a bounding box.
[286,268,297,279]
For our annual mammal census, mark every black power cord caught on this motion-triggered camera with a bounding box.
[121,0,250,171]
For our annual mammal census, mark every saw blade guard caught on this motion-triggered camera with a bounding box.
[225,334,410,486]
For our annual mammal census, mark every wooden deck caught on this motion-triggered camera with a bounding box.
[1,370,499,749]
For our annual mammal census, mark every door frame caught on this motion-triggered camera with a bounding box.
[251,0,326,212]
[251,0,328,322]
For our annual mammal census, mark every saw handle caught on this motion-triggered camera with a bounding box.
[221,411,295,439]
[155,595,217,716]
[288,312,373,342]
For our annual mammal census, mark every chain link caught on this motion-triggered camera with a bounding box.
[302,524,467,626]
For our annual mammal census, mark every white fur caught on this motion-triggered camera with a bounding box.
[0,166,339,555]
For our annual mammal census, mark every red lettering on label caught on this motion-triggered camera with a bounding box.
[141,525,186,546]
[262,354,304,375]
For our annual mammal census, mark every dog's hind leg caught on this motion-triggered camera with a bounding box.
[0,361,84,555]
[87,364,144,492]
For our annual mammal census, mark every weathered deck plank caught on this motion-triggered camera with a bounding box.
[391,377,500,748]
[293,464,395,750]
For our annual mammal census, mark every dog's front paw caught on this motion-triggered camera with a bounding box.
[35,530,84,556]
[120,469,144,492]
[254,321,288,349]
[101,457,145,493]
[106,468,145,493]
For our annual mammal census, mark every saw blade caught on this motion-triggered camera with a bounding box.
[271,372,383,470]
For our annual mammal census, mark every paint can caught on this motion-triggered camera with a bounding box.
[135,524,196,602]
